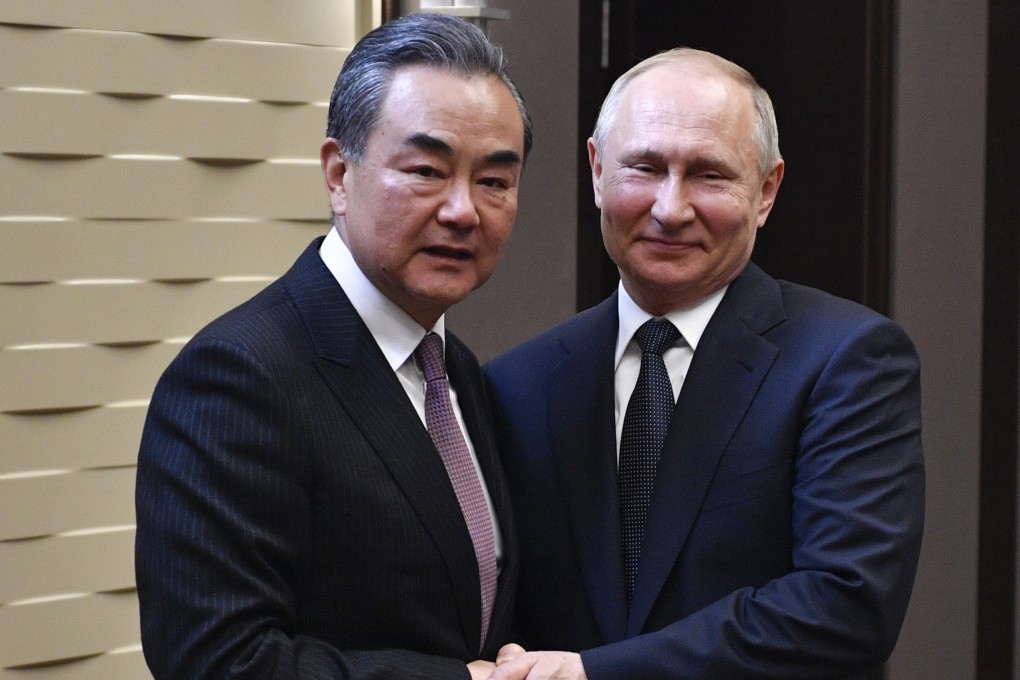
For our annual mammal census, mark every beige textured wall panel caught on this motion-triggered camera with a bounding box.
[0,343,181,413]
[0,407,146,473]
[0,220,322,282]
[0,0,360,46]
[0,25,345,102]
[0,468,136,541]
[0,155,324,220]
[0,91,324,161]
[0,650,149,680]
[0,530,135,603]
[4,279,272,346]
[0,590,140,669]
[0,1,369,676]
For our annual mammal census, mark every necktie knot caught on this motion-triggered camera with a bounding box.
[634,318,680,357]
[415,332,446,383]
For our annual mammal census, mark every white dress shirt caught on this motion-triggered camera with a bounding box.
[613,282,727,459]
[318,227,503,558]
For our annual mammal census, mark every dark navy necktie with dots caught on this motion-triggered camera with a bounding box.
[619,318,680,605]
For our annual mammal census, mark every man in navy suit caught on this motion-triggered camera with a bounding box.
[135,13,531,680]
[485,48,924,680]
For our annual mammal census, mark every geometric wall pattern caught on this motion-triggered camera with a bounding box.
[0,2,375,675]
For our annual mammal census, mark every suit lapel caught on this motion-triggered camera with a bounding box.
[548,296,630,643]
[284,239,483,652]
[627,264,785,636]
[446,334,503,524]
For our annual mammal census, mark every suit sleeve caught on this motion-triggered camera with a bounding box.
[135,337,472,680]
[580,317,925,679]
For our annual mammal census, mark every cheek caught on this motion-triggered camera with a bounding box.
[602,183,650,217]
[479,197,517,242]
[599,189,645,256]
[479,221,514,264]
[600,217,627,266]
[698,194,754,234]
[710,219,758,266]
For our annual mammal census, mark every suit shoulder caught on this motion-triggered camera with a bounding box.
[159,274,314,389]
[183,238,328,359]
[445,330,482,372]
[776,279,898,327]
[198,279,300,348]
[770,279,917,358]
[485,299,613,379]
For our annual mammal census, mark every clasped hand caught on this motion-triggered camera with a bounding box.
[468,644,586,680]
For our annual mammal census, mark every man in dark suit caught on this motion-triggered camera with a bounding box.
[485,48,924,680]
[135,13,531,680]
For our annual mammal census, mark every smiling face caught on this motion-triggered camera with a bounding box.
[590,61,784,315]
[321,66,525,328]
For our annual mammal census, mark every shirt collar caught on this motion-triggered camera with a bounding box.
[319,227,443,371]
[614,281,727,369]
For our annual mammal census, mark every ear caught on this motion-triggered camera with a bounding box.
[587,137,604,209]
[756,159,785,227]
[321,138,350,217]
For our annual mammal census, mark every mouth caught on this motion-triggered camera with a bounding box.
[422,245,474,262]
[640,236,696,251]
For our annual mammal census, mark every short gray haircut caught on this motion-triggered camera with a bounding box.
[326,12,532,163]
[591,48,781,178]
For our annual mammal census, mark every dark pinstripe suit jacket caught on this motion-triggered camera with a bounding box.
[135,237,517,680]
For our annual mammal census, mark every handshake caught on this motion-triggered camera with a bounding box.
[467,645,585,680]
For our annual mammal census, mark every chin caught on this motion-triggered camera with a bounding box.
[415,287,474,311]
[636,273,697,294]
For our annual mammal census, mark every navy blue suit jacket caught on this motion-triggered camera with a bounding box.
[136,237,517,679]
[484,262,923,680]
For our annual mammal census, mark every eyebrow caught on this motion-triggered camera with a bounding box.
[405,133,522,166]
[619,148,666,164]
[406,133,453,155]
[483,149,523,165]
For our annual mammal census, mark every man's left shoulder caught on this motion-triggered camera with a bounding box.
[769,279,917,357]
[777,279,884,321]
[730,263,905,338]
[445,330,482,371]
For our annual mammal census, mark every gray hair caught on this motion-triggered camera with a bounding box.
[326,12,532,163]
[591,48,781,178]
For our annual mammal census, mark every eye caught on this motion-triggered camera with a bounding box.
[410,166,439,178]
[479,176,510,190]
[622,162,661,177]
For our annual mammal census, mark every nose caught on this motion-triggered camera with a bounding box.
[650,175,695,228]
[437,179,480,229]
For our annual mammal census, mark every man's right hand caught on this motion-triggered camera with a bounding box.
[496,643,527,666]
[489,651,586,680]
[468,660,496,680]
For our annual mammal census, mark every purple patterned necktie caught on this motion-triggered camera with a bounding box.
[619,318,680,605]
[415,332,498,648]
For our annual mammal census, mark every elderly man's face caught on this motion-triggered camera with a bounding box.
[589,63,783,315]
[323,66,524,328]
